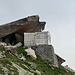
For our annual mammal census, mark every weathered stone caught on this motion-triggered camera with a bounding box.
[15,34,24,44]
[0,15,45,38]
[31,45,56,66]
[55,54,65,66]
[0,15,65,67]
[0,42,7,46]
[4,42,22,53]
[25,48,37,59]
[31,45,65,66]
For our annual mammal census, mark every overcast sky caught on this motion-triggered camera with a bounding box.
[0,0,75,70]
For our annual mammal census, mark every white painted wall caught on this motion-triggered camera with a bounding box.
[35,32,48,45]
[24,33,35,46]
[24,32,51,46]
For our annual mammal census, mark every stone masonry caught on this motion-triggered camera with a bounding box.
[31,45,58,66]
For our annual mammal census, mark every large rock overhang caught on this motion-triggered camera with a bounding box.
[0,15,46,38]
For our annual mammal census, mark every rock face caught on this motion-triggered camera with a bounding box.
[55,54,65,66]
[24,32,51,46]
[31,45,65,66]
[25,48,37,59]
[0,15,45,45]
[0,15,65,67]
[31,45,56,66]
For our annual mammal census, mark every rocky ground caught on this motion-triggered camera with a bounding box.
[0,45,75,75]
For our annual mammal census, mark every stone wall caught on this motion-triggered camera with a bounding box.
[31,45,65,66]
[24,32,51,46]
[31,45,57,66]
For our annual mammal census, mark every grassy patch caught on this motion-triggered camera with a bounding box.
[0,46,74,75]
[0,45,5,51]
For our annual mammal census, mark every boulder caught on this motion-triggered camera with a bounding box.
[0,15,45,38]
[25,48,37,59]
